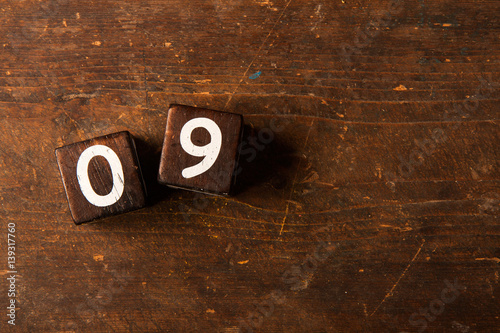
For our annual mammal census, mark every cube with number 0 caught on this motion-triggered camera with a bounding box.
[55,131,147,224]
[158,104,243,195]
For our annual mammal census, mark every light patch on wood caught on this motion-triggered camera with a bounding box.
[380,225,413,232]
[237,260,249,265]
[94,255,104,261]
[255,0,278,11]
[92,41,102,46]
[475,257,500,264]
[393,84,408,91]
[471,168,480,180]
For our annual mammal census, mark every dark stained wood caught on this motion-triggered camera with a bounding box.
[0,0,498,332]
[55,131,147,224]
[158,104,243,195]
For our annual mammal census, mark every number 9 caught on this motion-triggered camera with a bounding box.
[180,117,222,179]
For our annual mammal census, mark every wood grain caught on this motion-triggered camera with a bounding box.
[0,0,498,332]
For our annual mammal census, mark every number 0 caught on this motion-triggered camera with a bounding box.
[180,117,222,179]
[76,145,125,207]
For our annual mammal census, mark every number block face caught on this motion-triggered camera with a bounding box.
[158,105,243,195]
[55,131,147,224]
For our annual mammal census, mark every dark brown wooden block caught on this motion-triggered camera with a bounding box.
[55,131,147,224]
[158,104,243,195]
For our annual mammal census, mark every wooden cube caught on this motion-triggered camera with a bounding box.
[158,104,243,195]
[55,131,147,224]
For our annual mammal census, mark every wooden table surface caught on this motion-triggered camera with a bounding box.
[0,0,498,332]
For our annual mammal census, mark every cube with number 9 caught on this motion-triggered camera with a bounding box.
[158,105,243,195]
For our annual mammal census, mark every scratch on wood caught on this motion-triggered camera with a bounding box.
[60,90,100,101]
[279,119,314,236]
[223,0,293,111]
[310,4,324,31]
[279,204,290,236]
[370,240,425,316]
[475,257,500,264]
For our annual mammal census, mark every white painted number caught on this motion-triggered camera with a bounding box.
[180,117,222,179]
[76,145,125,207]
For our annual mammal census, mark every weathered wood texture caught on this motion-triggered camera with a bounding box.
[0,0,498,332]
